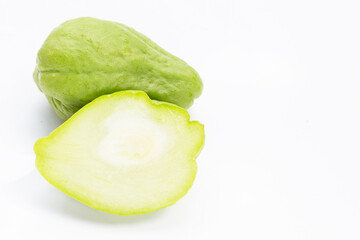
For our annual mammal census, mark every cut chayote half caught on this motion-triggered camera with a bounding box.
[34,17,203,120]
[34,91,204,215]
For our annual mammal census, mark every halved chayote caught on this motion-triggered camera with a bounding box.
[34,91,205,215]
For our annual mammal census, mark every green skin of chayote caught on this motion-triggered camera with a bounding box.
[34,17,203,120]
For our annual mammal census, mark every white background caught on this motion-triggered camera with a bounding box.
[1,0,360,239]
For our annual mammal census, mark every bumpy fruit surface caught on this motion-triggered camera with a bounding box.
[34,91,205,215]
[34,17,203,120]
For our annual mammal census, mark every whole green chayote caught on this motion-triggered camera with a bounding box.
[34,17,203,120]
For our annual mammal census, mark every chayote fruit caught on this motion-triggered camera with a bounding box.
[34,17,203,120]
[35,90,205,215]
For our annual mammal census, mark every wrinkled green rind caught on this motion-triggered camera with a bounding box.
[34,91,205,215]
[34,17,203,120]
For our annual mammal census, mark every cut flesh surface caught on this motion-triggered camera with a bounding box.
[34,91,204,215]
